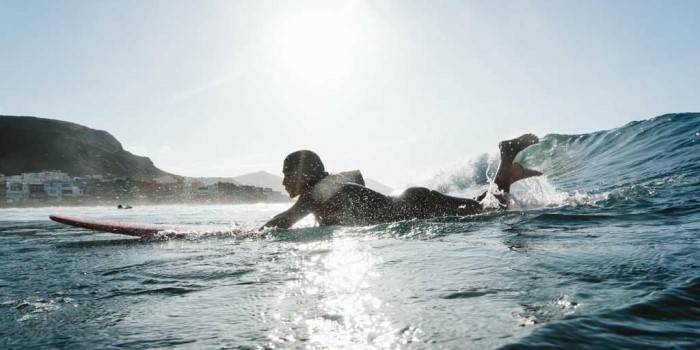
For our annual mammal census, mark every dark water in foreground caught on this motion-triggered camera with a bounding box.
[2,113,699,349]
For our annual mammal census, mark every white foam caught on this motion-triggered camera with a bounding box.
[507,177,608,210]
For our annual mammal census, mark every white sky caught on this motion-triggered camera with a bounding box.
[1,0,699,187]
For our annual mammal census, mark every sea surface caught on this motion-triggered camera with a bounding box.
[1,113,699,349]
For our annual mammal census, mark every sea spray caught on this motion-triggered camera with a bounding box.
[2,113,699,349]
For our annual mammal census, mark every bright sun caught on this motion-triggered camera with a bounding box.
[275,11,358,82]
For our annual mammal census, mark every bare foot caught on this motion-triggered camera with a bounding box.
[511,162,543,183]
[494,133,540,196]
[499,133,539,159]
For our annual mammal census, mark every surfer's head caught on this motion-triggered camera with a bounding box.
[282,150,328,197]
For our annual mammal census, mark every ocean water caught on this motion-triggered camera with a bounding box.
[1,113,699,349]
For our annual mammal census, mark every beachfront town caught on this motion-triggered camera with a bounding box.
[0,170,288,206]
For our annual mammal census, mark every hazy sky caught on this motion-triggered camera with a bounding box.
[1,0,698,187]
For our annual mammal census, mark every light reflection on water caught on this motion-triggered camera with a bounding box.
[4,115,700,348]
[268,236,419,349]
[2,197,698,349]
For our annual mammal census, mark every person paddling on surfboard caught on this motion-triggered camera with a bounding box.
[263,134,541,229]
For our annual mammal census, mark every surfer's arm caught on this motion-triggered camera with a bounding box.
[262,198,313,229]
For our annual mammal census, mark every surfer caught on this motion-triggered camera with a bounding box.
[263,134,540,229]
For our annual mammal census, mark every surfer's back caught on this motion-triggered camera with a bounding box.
[310,182,394,226]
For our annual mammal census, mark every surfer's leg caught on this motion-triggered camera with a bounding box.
[474,162,543,201]
[394,147,541,219]
[397,187,482,218]
[494,134,539,194]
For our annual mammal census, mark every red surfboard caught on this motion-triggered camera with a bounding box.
[49,214,186,237]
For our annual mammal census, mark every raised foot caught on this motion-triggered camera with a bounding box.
[499,133,539,159]
[511,162,543,183]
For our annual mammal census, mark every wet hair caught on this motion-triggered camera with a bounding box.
[283,150,327,181]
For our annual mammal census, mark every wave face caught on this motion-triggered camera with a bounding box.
[524,113,700,195]
[425,113,700,209]
[1,114,699,349]
[498,113,700,348]
[397,113,700,348]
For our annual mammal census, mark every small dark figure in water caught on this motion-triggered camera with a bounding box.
[117,204,133,209]
[263,134,541,229]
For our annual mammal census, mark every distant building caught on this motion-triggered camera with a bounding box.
[203,182,220,196]
[5,181,26,202]
[46,180,84,200]
[262,187,288,202]
[23,171,70,183]
[46,181,61,199]
[205,182,267,202]
[181,178,206,198]
[28,183,47,200]
[4,175,22,182]
[2,171,81,203]
[0,170,284,205]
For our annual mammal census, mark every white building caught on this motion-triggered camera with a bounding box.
[46,181,84,200]
[23,171,70,183]
[4,175,22,182]
[3,171,81,202]
[6,181,27,202]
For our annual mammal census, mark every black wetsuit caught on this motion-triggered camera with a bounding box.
[308,178,484,226]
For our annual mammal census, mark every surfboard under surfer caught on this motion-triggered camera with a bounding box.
[263,134,541,229]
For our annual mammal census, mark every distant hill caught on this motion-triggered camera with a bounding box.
[187,177,241,186]
[233,171,284,192]
[0,115,170,179]
[233,170,394,194]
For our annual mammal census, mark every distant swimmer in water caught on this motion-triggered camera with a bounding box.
[117,204,133,209]
[263,134,541,229]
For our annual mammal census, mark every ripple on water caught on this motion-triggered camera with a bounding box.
[441,289,500,299]
[503,277,700,349]
[1,297,78,322]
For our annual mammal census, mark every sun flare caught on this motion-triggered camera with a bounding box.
[275,11,359,82]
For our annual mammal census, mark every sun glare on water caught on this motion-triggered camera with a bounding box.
[268,237,419,348]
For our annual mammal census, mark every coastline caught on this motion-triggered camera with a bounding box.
[0,197,292,209]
